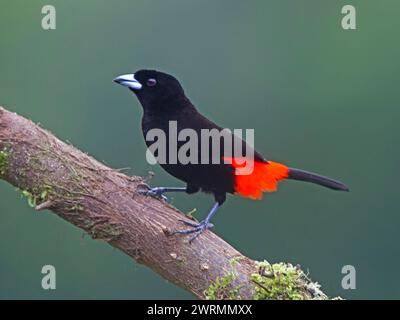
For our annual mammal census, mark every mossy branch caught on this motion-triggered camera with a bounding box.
[0,106,331,300]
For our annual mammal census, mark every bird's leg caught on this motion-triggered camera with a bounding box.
[138,185,187,201]
[147,187,187,196]
[173,202,220,243]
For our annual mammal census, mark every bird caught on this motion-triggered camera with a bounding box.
[114,70,349,242]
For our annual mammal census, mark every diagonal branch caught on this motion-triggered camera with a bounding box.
[0,106,330,300]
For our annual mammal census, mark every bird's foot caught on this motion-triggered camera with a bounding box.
[137,185,168,201]
[173,219,214,243]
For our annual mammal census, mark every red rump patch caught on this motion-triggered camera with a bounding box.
[224,158,289,200]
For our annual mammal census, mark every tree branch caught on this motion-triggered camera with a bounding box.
[0,106,330,300]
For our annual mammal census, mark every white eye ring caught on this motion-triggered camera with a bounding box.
[147,78,157,87]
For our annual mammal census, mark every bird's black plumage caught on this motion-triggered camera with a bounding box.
[132,70,266,204]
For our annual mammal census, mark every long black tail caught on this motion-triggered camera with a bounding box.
[288,168,349,191]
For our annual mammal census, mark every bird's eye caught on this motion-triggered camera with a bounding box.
[146,78,157,87]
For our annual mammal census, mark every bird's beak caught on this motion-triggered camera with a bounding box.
[113,74,142,90]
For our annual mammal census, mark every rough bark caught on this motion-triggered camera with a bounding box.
[0,106,329,300]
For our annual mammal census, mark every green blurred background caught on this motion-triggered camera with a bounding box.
[0,0,399,299]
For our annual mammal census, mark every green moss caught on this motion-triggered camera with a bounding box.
[204,257,243,300]
[21,190,37,207]
[205,270,237,300]
[19,185,53,208]
[251,261,305,300]
[0,148,10,176]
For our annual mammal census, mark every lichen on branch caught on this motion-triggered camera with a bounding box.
[0,147,9,176]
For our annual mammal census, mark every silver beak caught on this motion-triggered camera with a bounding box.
[113,74,142,90]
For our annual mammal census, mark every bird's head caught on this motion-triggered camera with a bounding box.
[113,69,187,111]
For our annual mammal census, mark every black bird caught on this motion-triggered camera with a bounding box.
[114,70,348,242]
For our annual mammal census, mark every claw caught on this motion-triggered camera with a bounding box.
[188,230,203,243]
[147,189,168,201]
[137,186,168,201]
[177,219,199,228]
[173,219,213,243]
